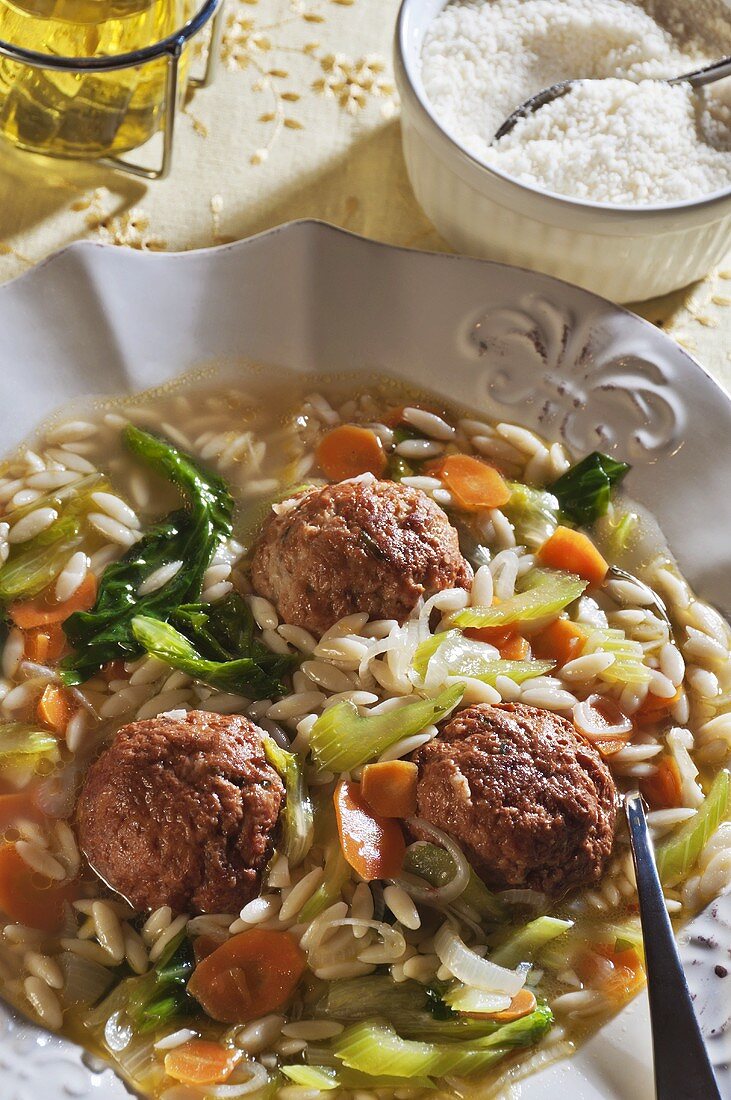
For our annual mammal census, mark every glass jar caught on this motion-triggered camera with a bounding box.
[0,0,222,173]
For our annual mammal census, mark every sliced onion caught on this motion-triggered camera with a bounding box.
[395,821,470,905]
[308,917,405,967]
[434,924,525,997]
[209,1062,269,1097]
[573,694,633,740]
[34,761,82,818]
[444,984,512,1016]
[59,951,115,1009]
[19,661,58,682]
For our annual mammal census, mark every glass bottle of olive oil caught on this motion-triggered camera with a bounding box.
[0,0,190,157]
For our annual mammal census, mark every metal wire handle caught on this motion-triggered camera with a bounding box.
[0,0,225,179]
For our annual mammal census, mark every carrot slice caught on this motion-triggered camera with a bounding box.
[23,623,67,664]
[437,454,511,511]
[10,573,97,630]
[315,425,386,482]
[37,684,76,737]
[538,527,608,586]
[499,633,531,660]
[361,761,418,819]
[0,844,77,931]
[532,619,587,666]
[164,1040,242,1085]
[634,688,682,727]
[640,756,683,810]
[577,943,644,1006]
[334,778,406,881]
[485,989,537,1022]
[187,928,306,1024]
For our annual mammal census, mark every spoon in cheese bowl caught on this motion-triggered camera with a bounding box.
[493,54,731,142]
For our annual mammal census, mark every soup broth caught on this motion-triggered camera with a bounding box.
[0,369,728,1100]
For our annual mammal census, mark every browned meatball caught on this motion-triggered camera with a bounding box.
[76,712,284,914]
[411,703,617,896]
[250,478,472,635]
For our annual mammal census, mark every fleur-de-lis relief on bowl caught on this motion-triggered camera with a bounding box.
[465,294,685,461]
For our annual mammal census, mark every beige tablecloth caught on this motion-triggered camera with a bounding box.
[0,0,729,386]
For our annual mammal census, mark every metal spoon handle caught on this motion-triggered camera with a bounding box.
[625,793,721,1100]
[669,55,731,89]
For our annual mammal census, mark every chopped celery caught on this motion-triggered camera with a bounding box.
[603,920,645,959]
[281,1066,339,1090]
[5,473,104,526]
[0,724,60,770]
[488,917,574,969]
[299,796,350,919]
[550,452,630,527]
[581,626,650,686]
[299,843,350,921]
[403,843,505,921]
[412,630,553,687]
[471,1004,553,1049]
[0,475,110,604]
[318,976,545,1041]
[309,684,463,773]
[656,769,730,885]
[504,484,559,548]
[451,570,586,630]
[263,738,314,867]
[338,1068,435,1090]
[0,517,83,602]
[607,511,639,556]
[333,1021,505,1077]
[333,1009,552,1078]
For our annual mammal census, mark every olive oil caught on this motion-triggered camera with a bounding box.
[0,0,190,157]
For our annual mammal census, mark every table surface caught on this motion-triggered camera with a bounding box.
[0,0,729,390]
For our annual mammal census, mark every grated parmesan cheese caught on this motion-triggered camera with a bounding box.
[420,0,731,205]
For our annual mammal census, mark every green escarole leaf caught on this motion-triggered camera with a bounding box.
[309,684,464,773]
[61,426,234,683]
[87,930,198,1036]
[550,451,630,528]
[131,607,296,700]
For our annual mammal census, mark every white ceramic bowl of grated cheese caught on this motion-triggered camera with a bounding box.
[394,0,731,303]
